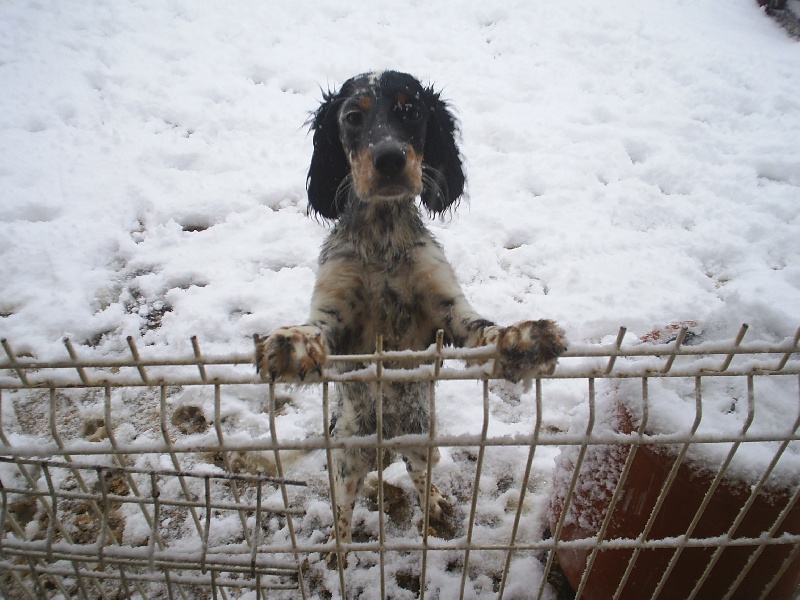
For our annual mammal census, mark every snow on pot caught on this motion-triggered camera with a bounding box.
[549,373,800,599]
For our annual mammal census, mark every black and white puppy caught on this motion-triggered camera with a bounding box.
[257,70,567,566]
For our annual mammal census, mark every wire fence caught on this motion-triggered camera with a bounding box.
[1,324,798,599]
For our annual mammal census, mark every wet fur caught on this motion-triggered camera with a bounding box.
[256,71,567,568]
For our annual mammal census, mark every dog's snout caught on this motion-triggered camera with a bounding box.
[372,144,407,177]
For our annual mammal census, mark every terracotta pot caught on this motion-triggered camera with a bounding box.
[549,405,800,599]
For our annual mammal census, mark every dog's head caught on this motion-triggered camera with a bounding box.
[306,71,465,219]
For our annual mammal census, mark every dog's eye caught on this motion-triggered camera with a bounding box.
[344,110,363,127]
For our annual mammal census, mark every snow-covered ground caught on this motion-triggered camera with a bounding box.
[1,0,799,598]
[2,0,799,355]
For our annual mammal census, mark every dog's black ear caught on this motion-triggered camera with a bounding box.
[420,88,466,214]
[306,89,349,219]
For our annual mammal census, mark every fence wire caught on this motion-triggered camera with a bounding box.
[0,324,798,599]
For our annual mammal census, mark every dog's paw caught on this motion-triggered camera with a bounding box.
[426,483,454,523]
[419,485,458,539]
[324,528,348,570]
[255,325,327,382]
[489,319,568,382]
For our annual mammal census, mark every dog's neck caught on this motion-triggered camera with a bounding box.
[335,197,429,265]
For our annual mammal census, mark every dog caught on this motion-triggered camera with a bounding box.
[256,70,567,567]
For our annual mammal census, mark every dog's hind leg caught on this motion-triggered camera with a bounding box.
[326,447,370,569]
[403,448,452,528]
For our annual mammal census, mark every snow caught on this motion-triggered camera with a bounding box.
[2,0,799,356]
[1,0,800,597]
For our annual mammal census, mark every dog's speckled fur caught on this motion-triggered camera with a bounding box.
[257,71,567,567]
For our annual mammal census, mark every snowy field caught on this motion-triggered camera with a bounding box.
[1,0,800,598]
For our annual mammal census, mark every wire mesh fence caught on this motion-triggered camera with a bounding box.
[1,324,798,599]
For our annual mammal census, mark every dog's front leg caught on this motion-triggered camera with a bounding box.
[414,246,568,382]
[256,255,362,381]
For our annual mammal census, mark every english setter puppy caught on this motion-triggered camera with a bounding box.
[257,70,567,567]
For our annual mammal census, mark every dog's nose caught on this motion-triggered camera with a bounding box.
[372,144,407,177]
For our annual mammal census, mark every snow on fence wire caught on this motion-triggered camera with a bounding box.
[0,324,798,599]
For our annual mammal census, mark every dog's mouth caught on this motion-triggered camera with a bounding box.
[370,168,425,199]
[370,179,422,200]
